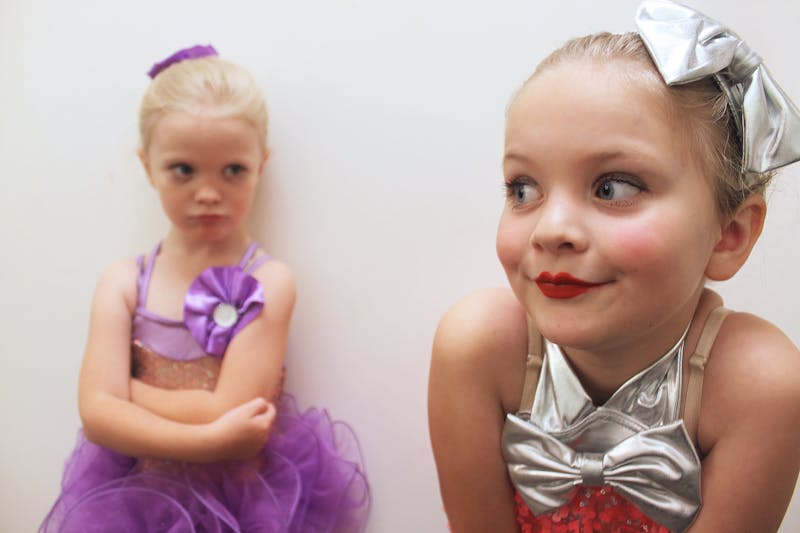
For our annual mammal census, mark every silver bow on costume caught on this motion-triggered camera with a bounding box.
[636,0,800,175]
[504,414,701,533]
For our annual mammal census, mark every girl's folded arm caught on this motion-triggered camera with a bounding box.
[129,260,296,424]
[79,259,272,462]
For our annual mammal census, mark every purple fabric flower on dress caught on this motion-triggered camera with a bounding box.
[183,266,264,358]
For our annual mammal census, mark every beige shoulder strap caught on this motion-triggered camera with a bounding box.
[682,306,733,444]
[518,315,544,416]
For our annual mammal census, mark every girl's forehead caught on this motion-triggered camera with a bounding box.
[508,60,675,137]
[154,110,257,137]
[148,111,264,155]
[515,58,665,111]
[505,59,701,178]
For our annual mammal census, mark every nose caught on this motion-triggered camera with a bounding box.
[530,192,588,254]
[194,180,222,205]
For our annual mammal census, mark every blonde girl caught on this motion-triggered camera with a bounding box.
[42,45,369,533]
[430,2,800,531]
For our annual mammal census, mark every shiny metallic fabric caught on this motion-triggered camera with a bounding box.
[502,330,701,533]
[636,0,800,176]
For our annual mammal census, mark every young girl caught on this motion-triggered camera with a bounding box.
[41,45,369,532]
[429,1,800,532]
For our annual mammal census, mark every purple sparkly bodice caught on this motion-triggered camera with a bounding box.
[131,241,271,361]
[130,242,272,393]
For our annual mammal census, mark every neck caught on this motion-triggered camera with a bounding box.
[162,228,252,269]
[562,289,704,405]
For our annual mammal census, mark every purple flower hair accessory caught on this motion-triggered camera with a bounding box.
[147,44,219,79]
[183,265,264,358]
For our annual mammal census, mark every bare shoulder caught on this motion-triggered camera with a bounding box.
[700,311,800,447]
[250,256,295,295]
[99,257,139,285]
[250,257,296,316]
[707,312,799,401]
[435,288,526,359]
[434,289,527,364]
[433,288,529,411]
[93,257,139,313]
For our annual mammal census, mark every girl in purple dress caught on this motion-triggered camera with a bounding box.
[41,45,370,533]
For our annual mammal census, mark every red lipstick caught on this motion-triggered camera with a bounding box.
[535,272,608,299]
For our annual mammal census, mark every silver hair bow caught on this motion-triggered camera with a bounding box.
[503,414,701,533]
[636,0,800,175]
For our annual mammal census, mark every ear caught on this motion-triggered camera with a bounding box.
[138,148,155,187]
[257,148,270,176]
[705,194,766,281]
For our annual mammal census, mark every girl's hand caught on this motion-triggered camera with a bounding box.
[208,397,276,460]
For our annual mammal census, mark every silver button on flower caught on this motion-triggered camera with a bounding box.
[212,302,238,328]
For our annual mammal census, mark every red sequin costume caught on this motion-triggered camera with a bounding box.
[514,488,669,533]
[503,309,732,533]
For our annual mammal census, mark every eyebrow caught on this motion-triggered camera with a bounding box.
[502,151,531,165]
[504,148,651,166]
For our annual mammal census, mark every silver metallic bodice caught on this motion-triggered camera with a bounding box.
[532,333,684,449]
[502,329,702,532]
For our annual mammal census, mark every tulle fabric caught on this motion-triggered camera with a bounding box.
[40,394,370,533]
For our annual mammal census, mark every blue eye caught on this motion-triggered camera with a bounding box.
[169,163,194,182]
[594,176,643,202]
[506,179,540,207]
[223,164,247,179]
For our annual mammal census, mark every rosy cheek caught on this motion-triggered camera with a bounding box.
[609,223,664,267]
[496,217,524,270]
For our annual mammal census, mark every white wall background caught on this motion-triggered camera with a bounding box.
[1,1,798,531]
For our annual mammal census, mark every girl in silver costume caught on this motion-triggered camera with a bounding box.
[429,1,800,531]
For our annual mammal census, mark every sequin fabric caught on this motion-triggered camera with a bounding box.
[514,488,670,533]
[131,340,221,391]
[131,339,285,399]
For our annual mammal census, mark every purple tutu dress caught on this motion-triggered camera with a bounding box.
[41,243,370,532]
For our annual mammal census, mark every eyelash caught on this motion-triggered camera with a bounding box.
[593,174,647,205]
[504,177,539,208]
[167,163,249,182]
[169,163,194,182]
[224,164,247,180]
[503,173,647,208]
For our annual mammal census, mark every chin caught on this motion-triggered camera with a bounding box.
[196,228,235,242]
[529,312,611,350]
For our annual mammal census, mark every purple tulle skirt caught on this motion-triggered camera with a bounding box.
[40,395,370,532]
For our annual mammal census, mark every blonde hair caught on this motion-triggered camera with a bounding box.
[139,56,268,151]
[520,32,772,216]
